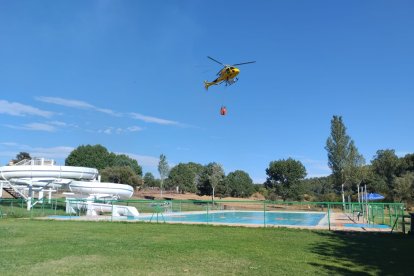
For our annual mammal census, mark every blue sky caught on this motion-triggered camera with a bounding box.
[0,1,413,183]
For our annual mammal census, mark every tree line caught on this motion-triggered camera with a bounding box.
[264,116,413,205]
[146,160,257,199]
[7,115,413,204]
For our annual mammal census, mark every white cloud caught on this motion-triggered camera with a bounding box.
[130,112,180,126]
[4,123,57,132]
[47,121,79,129]
[36,96,190,127]
[95,107,119,116]
[36,96,189,128]
[98,125,143,135]
[127,126,143,132]
[25,123,57,132]
[30,146,74,159]
[0,99,54,118]
[4,120,79,133]
[48,121,67,126]
[36,96,121,117]
[103,128,112,134]
[119,152,160,167]
[0,142,20,147]
[0,143,74,161]
[37,97,93,109]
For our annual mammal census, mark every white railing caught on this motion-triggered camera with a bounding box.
[14,158,56,166]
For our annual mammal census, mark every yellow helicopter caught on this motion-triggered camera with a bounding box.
[204,56,255,90]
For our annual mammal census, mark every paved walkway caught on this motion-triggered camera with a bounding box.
[328,211,391,232]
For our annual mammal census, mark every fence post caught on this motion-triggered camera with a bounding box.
[206,201,209,225]
[394,205,397,230]
[327,203,331,231]
[409,213,414,235]
[263,201,266,228]
[69,199,72,219]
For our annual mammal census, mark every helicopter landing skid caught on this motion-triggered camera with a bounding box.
[225,78,238,86]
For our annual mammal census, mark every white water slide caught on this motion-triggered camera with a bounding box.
[0,158,137,216]
[0,158,134,199]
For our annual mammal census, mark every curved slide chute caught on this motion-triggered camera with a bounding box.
[69,181,134,200]
[0,159,98,181]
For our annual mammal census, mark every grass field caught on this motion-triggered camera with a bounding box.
[1,219,413,275]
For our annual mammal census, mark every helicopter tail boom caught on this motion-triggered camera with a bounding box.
[204,80,216,90]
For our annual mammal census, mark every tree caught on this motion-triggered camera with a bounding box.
[224,170,254,198]
[143,172,159,188]
[197,163,225,201]
[208,163,224,202]
[265,158,307,201]
[10,152,31,164]
[158,154,170,196]
[166,162,203,193]
[325,116,349,187]
[362,167,388,195]
[393,173,414,203]
[325,115,365,204]
[16,152,31,162]
[344,141,366,182]
[400,153,414,174]
[371,149,400,201]
[112,154,142,176]
[343,141,366,201]
[65,144,114,170]
[301,176,336,202]
[100,166,142,187]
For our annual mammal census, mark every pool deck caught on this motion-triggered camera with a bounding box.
[326,211,391,232]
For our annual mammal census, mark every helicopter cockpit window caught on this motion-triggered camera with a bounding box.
[226,68,230,73]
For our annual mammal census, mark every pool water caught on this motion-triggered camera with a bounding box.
[138,211,326,226]
[344,223,390,229]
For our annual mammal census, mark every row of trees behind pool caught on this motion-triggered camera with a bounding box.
[7,115,414,207]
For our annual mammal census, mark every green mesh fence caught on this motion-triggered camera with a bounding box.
[0,197,408,233]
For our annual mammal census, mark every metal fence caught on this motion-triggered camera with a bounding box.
[0,198,408,233]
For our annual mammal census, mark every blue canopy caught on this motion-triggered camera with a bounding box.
[362,193,384,201]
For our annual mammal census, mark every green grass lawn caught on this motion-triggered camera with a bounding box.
[0,219,413,275]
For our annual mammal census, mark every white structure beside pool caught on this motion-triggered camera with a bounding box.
[0,158,138,217]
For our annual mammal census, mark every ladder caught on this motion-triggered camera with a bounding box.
[1,182,27,200]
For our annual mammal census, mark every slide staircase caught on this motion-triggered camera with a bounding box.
[3,186,25,199]
[1,181,27,200]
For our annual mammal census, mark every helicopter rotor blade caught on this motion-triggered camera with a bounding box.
[232,61,256,66]
[207,56,225,66]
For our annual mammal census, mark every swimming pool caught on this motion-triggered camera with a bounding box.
[137,211,327,227]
